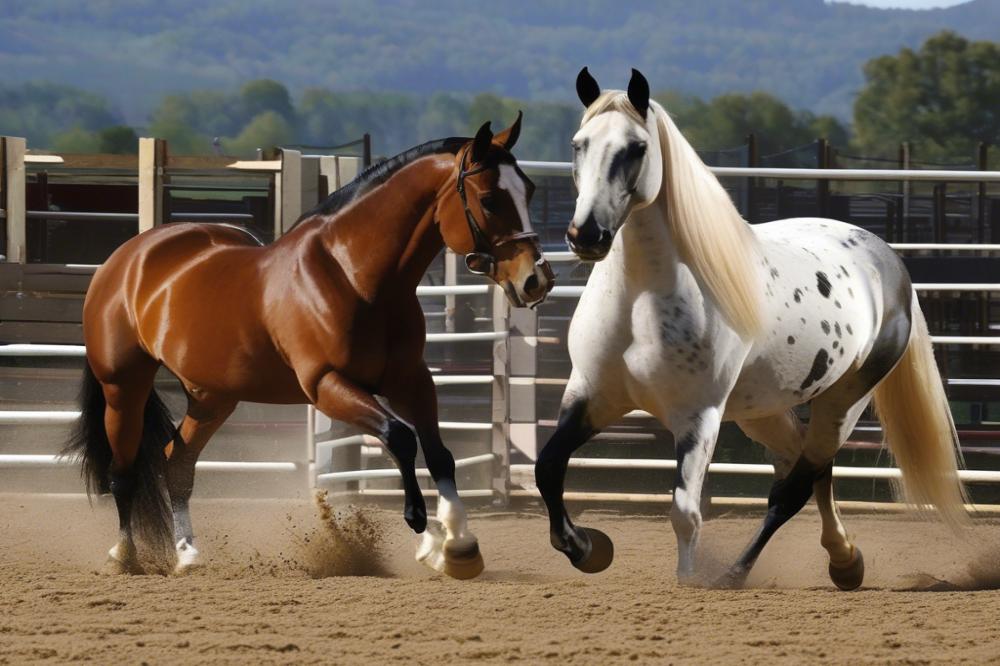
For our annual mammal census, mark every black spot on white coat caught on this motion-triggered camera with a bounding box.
[800,349,830,391]
[816,272,832,298]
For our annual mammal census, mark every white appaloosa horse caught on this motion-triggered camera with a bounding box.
[535,67,967,589]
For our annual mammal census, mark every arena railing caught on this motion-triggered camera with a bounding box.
[5,141,1000,508]
[499,160,1000,509]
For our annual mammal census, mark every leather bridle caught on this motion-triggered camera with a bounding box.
[455,146,539,277]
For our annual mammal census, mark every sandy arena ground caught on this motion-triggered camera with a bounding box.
[1,492,999,664]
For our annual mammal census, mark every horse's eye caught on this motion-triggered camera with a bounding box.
[628,142,647,159]
[480,195,497,214]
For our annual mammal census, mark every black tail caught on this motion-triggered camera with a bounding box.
[63,362,176,552]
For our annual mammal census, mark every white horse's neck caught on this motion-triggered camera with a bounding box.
[613,199,682,294]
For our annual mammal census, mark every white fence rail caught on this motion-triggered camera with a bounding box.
[4,150,1000,507]
[519,161,1000,182]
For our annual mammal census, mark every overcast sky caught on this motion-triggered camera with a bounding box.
[829,0,971,8]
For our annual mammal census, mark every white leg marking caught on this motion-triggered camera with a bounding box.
[668,408,722,583]
[172,501,201,573]
[415,478,482,579]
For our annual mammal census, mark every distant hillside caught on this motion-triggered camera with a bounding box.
[0,0,995,122]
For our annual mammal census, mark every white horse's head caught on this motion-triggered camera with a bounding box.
[567,68,663,260]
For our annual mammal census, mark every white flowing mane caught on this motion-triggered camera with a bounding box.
[582,93,763,338]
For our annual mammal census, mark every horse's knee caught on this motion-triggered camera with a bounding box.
[670,489,702,543]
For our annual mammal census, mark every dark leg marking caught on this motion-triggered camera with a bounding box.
[536,401,605,568]
[109,468,137,536]
[722,457,827,585]
[383,419,427,533]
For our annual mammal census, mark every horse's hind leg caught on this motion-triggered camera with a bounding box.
[727,391,871,589]
[165,397,236,573]
[101,364,160,573]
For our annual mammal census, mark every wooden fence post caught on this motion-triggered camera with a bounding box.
[138,137,166,233]
[2,136,26,263]
[275,149,302,237]
[362,133,372,168]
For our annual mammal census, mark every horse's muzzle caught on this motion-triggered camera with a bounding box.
[566,221,613,261]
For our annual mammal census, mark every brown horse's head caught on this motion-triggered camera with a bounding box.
[436,112,554,308]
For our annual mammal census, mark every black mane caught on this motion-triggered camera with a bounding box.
[294,136,469,226]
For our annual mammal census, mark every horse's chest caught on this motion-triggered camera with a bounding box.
[624,293,711,386]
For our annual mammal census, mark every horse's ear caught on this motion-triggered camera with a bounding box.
[494,110,522,151]
[576,67,601,108]
[471,121,493,163]
[627,68,650,120]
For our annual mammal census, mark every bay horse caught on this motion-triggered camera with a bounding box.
[67,114,554,577]
[535,68,967,589]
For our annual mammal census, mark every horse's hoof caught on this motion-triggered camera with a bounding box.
[104,543,141,575]
[714,567,748,589]
[416,528,485,580]
[173,540,202,576]
[405,506,428,534]
[173,562,203,576]
[442,542,485,580]
[829,545,864,591]
[103,555,141,575]
[571,527,614,574]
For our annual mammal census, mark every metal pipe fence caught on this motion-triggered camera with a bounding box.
[4,141,1000,508]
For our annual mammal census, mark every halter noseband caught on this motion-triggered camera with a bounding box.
[455,146,539,277]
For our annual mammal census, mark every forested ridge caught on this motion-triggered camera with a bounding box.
[0,2,996,162]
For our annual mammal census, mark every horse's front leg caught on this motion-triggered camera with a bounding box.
[666,407,722,584]
[535,384,625,573]
[382,363,483,579]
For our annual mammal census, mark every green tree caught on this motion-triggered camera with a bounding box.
[468,94,517,135]
[98,126,139,154]
[148,117,211,155]
[222,111,293,157]
[240,79,295,124]
[416,93,469,140]
[0,82,119,148]
[51,127,101,153]
[655,90,848,158]
[853,31,1000,162]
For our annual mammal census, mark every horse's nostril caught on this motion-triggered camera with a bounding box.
[576,224,601,246]
[523,274,540,295]
[599,228,613,245]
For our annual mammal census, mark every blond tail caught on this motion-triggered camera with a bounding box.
[872,298,968,529]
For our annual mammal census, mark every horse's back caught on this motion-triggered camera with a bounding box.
[84,223,268,380]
